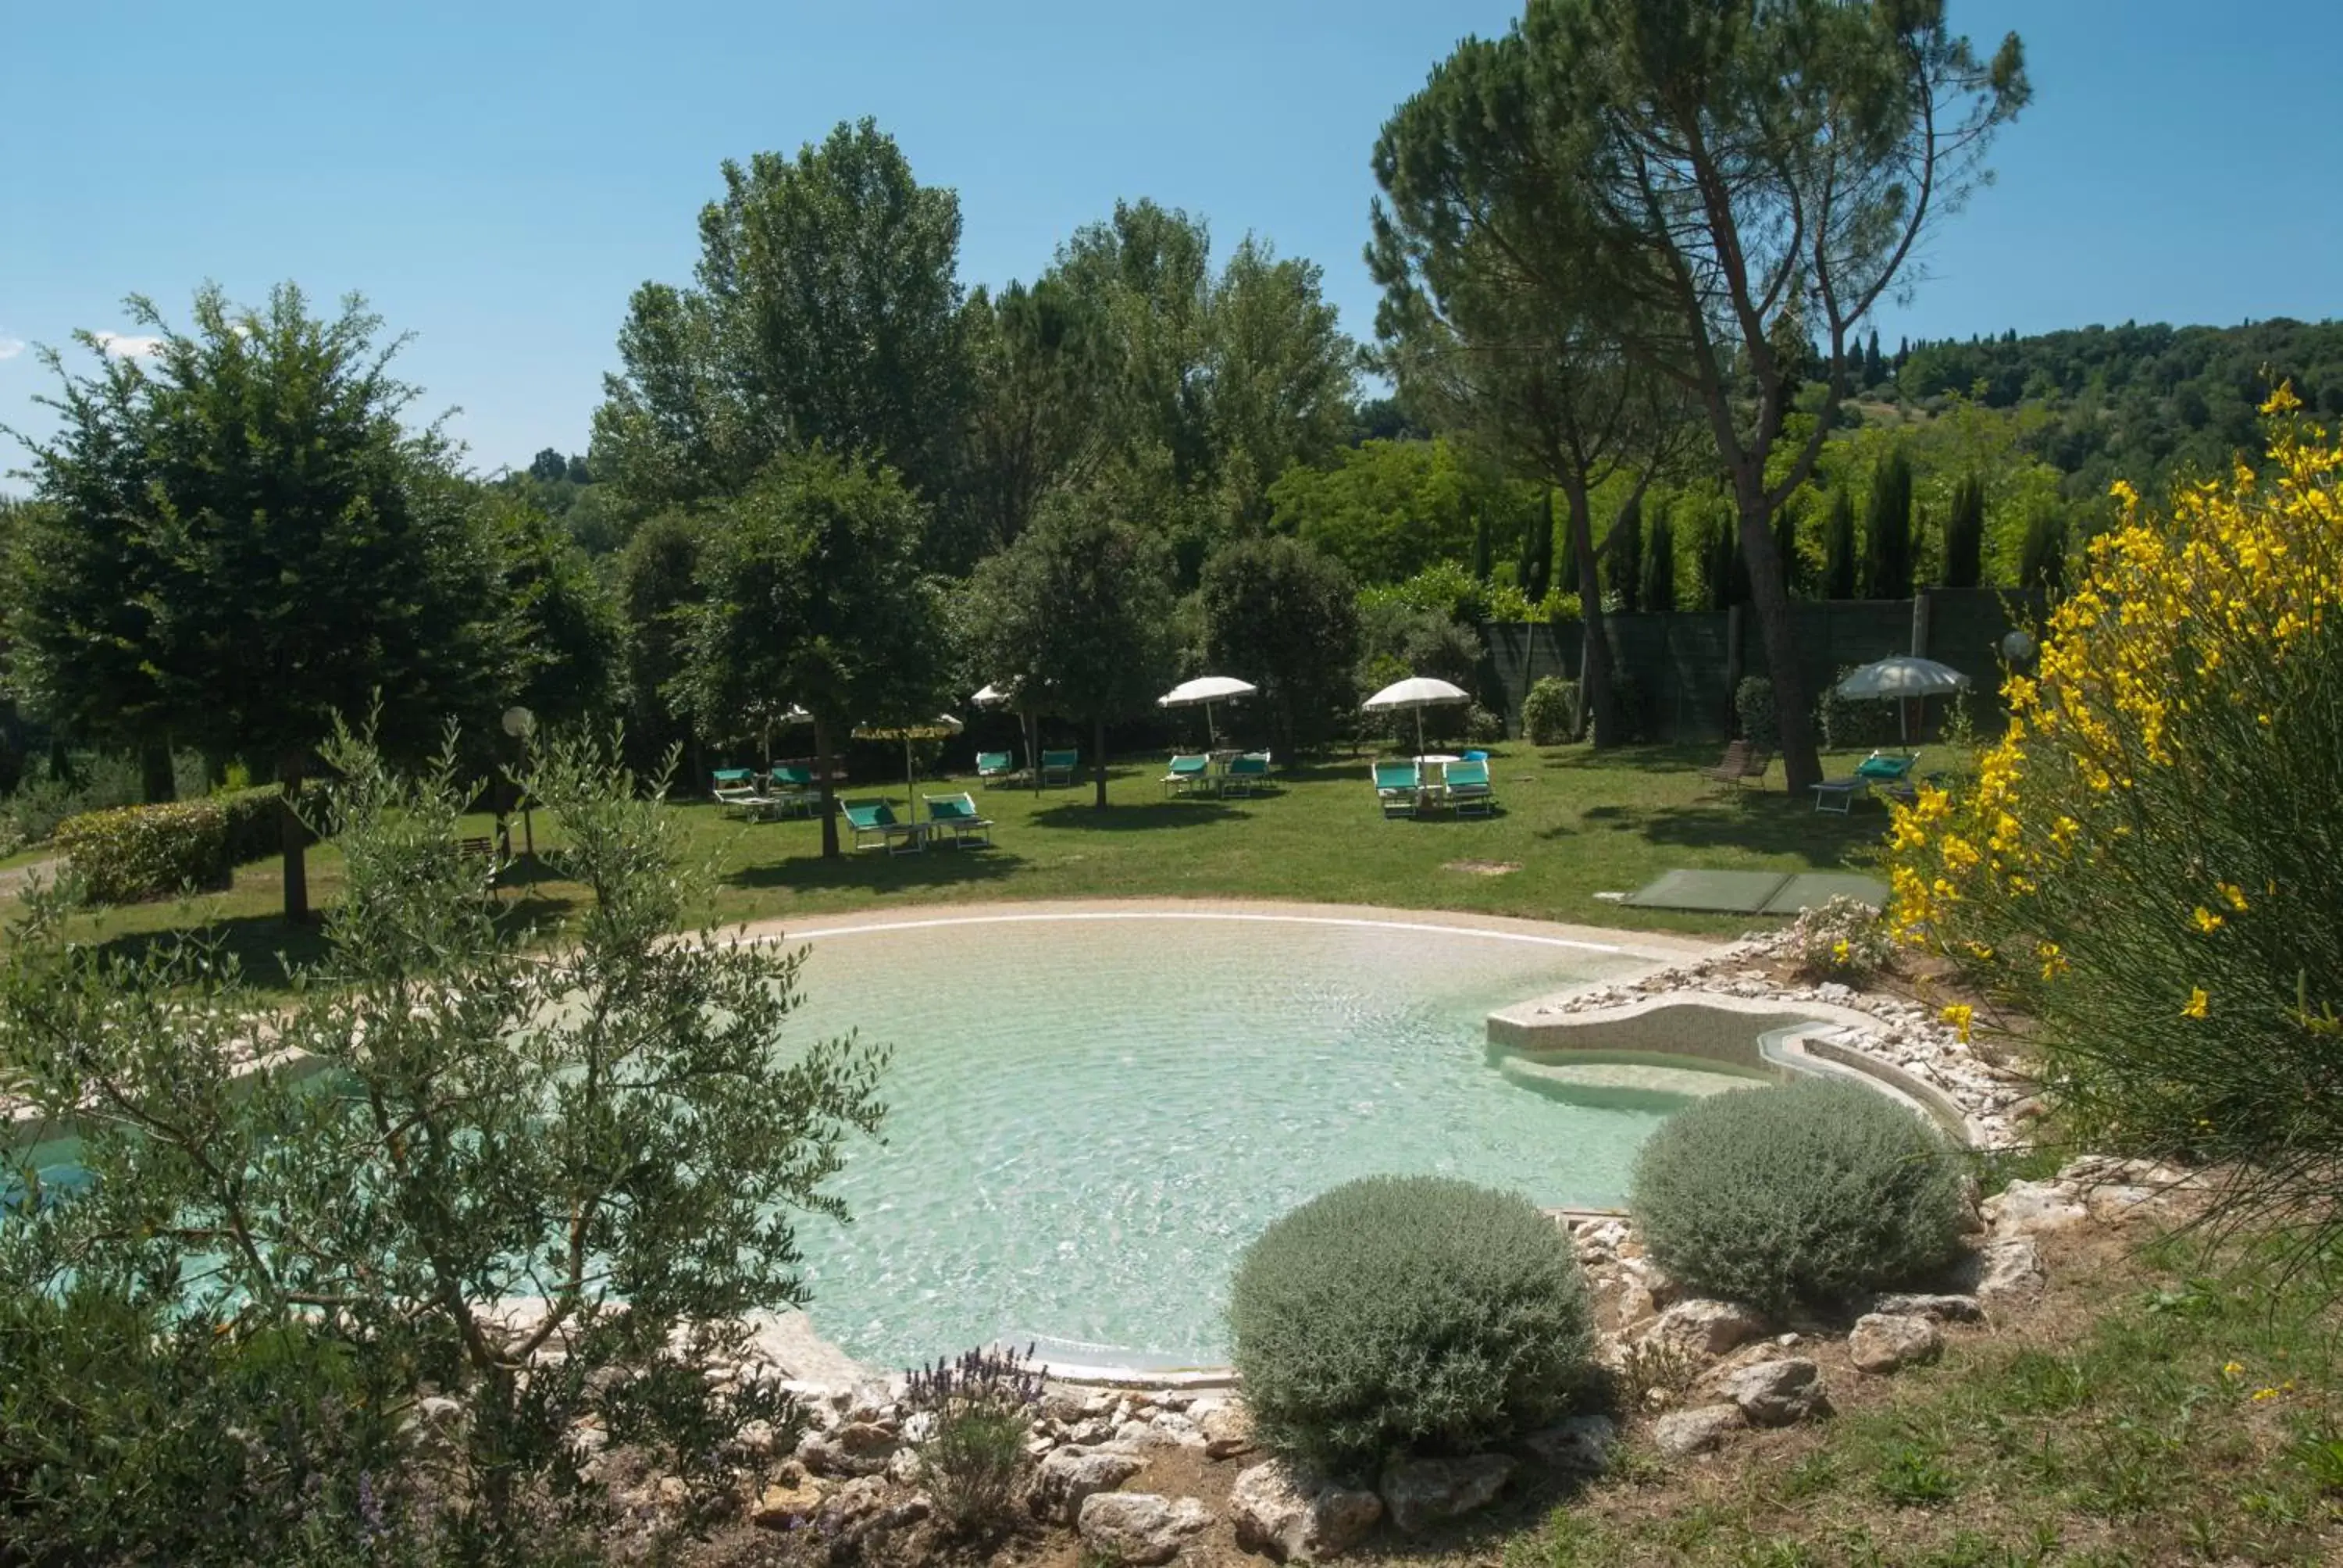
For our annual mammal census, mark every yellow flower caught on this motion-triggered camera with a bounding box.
[2216,882,2248,913]
[2252,1387,2281,1402]
[2036,941,2068,981]
[2221,1360,2245,1377]
[1831,939,1851,966]
[1941,1003,1974,1042]
[2182,987,2210,1020]
[2191,906,2224,934]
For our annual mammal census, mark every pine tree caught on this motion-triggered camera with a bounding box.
[1641,513,1676,613]
[1942,473,1985,588]
[1822,489,1858,599]
[1607,495,1642,613]
[1862,448,1915,599]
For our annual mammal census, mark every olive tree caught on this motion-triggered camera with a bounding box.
[0,726,886,1556]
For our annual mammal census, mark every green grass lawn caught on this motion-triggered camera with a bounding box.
[8,740,1957,989]
[1473,1233,2343,1567]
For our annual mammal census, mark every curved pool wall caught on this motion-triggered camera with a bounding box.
[1485,990,1978,1143]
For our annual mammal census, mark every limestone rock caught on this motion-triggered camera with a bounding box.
[1029,1445,1144,1524]
[797,1418,898,1478]
[1517,1414,1616,1474]
[1077,1492,1212,1566]
[1718,1357,1828,1427]
[1196,1398,1256,1459]
[1952,1235,2045,1306]
[1847,1312,1942,1374]
[751,1474,827,1528]
[1378,1452,1514,1533]
[1983,1179,2087,1235]
[1645,1298,1769,1360]
[1066,1416,1118,1446]
[1229,1459,1385,1563]
[1653,1403,1746,1456]
[1870,1291,1984,1323]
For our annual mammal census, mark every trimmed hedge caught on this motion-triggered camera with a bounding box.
[217,786,301,867]
[53,800,231,904]
[1630,1078,1967,1317]
[1227,1175,1592,1480]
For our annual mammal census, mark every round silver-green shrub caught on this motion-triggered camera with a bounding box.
[1227,1175,1592,1480]
[1630,1078,1967,1317]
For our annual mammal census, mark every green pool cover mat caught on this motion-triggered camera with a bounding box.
[1618,869,1888,915]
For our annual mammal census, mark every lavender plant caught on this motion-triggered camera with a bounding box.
[902,1343,1044,1539]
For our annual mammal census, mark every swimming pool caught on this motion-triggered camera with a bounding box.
[764,908,1702,1369]
[2,907,1735,1372]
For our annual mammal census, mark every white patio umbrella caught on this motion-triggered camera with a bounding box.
[1157,675,1258,748]
[853,714,966,821]
[971,682,1015,709]
[1836,657,1972,746]
[1361,675,1472,757]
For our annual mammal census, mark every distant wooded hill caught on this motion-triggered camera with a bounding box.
[1885,318,2343,498]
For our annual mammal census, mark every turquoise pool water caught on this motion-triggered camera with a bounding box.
[770,912,1685,1369]
[2,911,1718,1371]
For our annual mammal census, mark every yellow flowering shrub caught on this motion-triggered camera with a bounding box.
[1887,388,2343,1199]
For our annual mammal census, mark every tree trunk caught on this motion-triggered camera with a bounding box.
[278,751,310,924]
[813,716,841,859]
[1735,497,1821,791]
[1025,710,1040,793]
[1562,482,1617,748]
[1093,715,1109,808]
[140,741,177,804]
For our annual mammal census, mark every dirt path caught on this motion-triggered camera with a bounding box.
[0,856,60,897]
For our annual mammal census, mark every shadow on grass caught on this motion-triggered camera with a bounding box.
[1579,794,1880,863]
[1029,800,1246,831]
[722,846,1028,894]
[1538,742,1719,775]
[70,890,587,992]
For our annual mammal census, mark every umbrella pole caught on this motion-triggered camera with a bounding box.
[1414,707,1426,757]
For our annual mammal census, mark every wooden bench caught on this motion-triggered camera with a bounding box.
[1699,740,1772,789]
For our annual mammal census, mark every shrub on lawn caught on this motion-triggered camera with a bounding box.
[52,799,230,903]
[1522,676,1578,745]
[1888,394,2343,1243]
[1227,1175,1592,1480]
[1735,675,1779,750]
[1631,1079,1967,1317]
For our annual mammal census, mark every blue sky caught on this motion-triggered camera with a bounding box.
[4,1,2337,475]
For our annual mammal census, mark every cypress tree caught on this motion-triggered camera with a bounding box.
[1469,501,1492,583]
[1773,496,1805,597]
[1607,494,1642,612]
[1862,448,1915,599]
[1521,490,1555,602]
[1863,328,1884,387]
[1942,473,1985,588]
[1699,505,1744,611]
[1822,489,1858,599]
[2017,500,2067,594]
[1641,512,1676,613]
